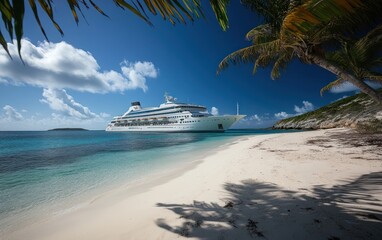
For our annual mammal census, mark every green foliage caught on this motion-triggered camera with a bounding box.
[0,0,230,57]
[210,0,230,31]
[321,25,382,95]
[276,89,382,128]
[217,0,382,104]
[240,0,290,32]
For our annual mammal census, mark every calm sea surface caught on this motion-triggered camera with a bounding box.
[0,129,286,234]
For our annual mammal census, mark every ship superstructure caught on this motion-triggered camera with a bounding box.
[106,93,245,132]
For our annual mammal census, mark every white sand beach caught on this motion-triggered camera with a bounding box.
[7,128,382,240]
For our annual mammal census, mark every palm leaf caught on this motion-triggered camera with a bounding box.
[2,0,228,57]
[241,0,289,31]
[115,0,151,24]
[218,38,281,74]
[12,0,24,59]
[271,50,294,79]
[364,72,382,84]
[36,0,64,36]
[88,0,109,18]
[218,45,260,73]
[282,0,364,38]
[246,24,276,45]
[28,0,48,40]
[325,24,382,79]
[252,52,273,75]
[0,30,11,57]
[352,25,382,67]
[209,0,229,31]
[66,0,83,24]
[320,77,346,95]
[1,0,13,40]
[172,0,194,21]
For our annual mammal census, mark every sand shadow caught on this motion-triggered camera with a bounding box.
[156,172,382,239]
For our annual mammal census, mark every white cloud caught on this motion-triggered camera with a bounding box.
[0,39,158,93]
[0,104,111,131]
[235,99,316,128]
[249,114,261,121]
[100,112,111,118]
[40,88,99,119]
[273,101,314,120]
[329,81,382,93]
[121,61,158,92]
[294,101,314,114]
[211,107,219,116]
[2,105,24,121]
[274,111,290,119]
[235,113,277,128]
[0,113,109,131]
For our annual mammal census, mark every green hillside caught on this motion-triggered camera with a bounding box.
[273,89,382,132]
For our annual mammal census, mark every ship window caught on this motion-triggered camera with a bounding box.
[218,124,223,129]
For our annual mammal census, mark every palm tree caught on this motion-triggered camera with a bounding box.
[0,0,230,57]
[320,25,382,95]
[2,0,382,104]
[218,0,382,104]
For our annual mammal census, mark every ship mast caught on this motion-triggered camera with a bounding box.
[236,102,239,115]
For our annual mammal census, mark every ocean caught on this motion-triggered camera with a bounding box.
[0,129,282,235]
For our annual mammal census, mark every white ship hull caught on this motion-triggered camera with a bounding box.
[106,115,245,132]
[106,93,245,132]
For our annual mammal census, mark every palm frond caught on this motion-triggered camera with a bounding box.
[34,0,64,36]
[209,0,229,31]
[324,24,382,78]
[2,0,230,56]
[88,0,109,18]
[325,50,350,72]
[251,53,273,75]
[0,0,12,57]
[241,0,289,31]
[246,24,278,45]
[217,38,281,74]
[320,77,347,96]
[271,50,294,80]
[12,0,24,59]
[352,25,382,67]
[364,72,382,84]
[282,0,366,38]
[0,30,10,57]
[218,45,260,73]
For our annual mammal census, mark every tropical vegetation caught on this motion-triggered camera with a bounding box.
[0,0,229,57]
[273,88,382,132]
[1,0,382,104]
[218,0,382,104]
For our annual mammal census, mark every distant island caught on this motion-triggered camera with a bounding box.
[48,128,88,131]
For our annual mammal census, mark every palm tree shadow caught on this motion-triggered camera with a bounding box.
[156,172,382,239]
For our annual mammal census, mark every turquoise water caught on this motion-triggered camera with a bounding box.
[0,129,285,234]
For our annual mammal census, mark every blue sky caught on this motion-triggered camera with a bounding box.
[0,1,357,130]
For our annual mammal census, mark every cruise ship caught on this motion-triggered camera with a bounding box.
[106,94,245,132]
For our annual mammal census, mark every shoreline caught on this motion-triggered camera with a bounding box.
[2,134,244,237]
[6,128,382,240]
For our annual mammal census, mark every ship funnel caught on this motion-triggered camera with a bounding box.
[131,101,141,107]
[124,101,142,115]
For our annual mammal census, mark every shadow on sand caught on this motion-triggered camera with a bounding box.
[156,172,382,239]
